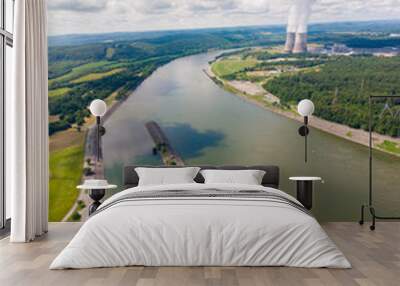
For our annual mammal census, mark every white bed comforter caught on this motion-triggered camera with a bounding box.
[50,183,351,269]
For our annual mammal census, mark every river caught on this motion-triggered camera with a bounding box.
[103,51,400,221]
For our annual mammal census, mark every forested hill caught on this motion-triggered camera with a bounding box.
[48,30,284,135]
[48,25,290,47]
[48,19,400,47]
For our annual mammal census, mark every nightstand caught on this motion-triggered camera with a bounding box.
[289,177,322,210]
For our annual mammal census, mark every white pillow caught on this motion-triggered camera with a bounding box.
[200,169,266,185]
[135,167,201,186]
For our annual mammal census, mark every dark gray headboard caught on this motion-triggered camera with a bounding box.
[123,165,280,189]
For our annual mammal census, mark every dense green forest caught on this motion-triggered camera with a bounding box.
[264,56,400,136]
[310,33,400,49]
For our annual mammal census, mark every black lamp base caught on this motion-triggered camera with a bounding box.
[88,189,105,215]
[297,181,313,210]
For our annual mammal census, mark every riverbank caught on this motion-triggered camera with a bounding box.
[205,64,400,157]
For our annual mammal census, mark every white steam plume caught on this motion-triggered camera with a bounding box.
[287,3,299,33]
[287,0,316,34]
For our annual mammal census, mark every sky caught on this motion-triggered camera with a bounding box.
[48,0,400,36]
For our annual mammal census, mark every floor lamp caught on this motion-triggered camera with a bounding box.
[359,95,400,230]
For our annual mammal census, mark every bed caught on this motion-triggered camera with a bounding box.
[50,165,351,269]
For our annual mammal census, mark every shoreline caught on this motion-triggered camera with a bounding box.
[204,65,400,158]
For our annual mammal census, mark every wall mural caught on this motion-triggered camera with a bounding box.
[47,0,400,222]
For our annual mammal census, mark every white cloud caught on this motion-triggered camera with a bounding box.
[131,0,176,15]
[186,0,237,12]
[48,0,400,35]
[48,0,108,12]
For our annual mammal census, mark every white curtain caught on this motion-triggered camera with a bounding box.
[9,0,49,242]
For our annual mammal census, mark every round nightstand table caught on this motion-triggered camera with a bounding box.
[77,180,117,215]
[289,177,322,210]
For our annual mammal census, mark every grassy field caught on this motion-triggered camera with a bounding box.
[49,87,72,97]
[49,61,118,85]
[49,128,86,151]
[71,68,125,84]
[48,60,84,79]
[211,59,258,77]
[48,129,86,221]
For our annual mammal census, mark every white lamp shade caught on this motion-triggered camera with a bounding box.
[297,99,315,117]
[89,99,107,117]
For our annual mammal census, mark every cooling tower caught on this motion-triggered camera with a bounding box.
[284,32,296,53]
[285,0,315,53]
[293,33,308,54]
